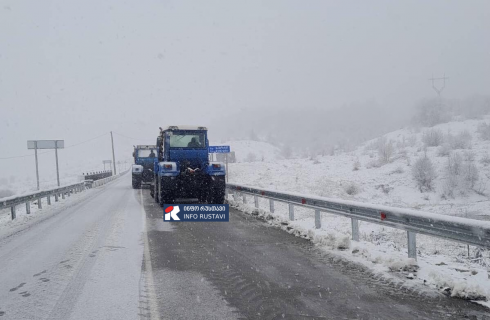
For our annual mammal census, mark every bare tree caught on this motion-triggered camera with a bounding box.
[412,156,437,192]
[377,137,394,164]
[422,129,444,147]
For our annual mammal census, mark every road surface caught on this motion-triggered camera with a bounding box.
[0,175,488,319]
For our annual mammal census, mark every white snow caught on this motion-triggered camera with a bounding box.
[224,117,490,305]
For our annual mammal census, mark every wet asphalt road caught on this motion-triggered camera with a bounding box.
[139,189,490,320]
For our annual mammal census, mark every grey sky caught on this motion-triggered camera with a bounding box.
[1,0,489,182]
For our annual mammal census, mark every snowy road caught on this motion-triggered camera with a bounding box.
[0,175,488,319]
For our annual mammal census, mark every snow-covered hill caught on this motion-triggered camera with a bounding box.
[228,117,490,220]
[225,118,490,305]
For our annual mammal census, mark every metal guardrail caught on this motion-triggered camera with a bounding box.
[85,174,120,188]
[83,171,112,181]
[226,183,490,260]
[0,182,86,220]
[0,170,128,221]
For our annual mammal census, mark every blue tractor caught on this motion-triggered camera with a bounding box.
[132,145,157,189]
[149,126,226,205]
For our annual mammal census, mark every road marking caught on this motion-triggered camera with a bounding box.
[141,189,161,320]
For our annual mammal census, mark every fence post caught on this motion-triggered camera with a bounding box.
[315,210,321,229]
[269,199,275,213]
[26,202,31,214]
[62,193,66,200]
[55,193,59,202]
[407,231,417,260]
[289,204,294,221]
[351,218,359,241]
[47,195,51,205]
[11,206,16,220]
[254,195,259,208]
[37,198,42,209]
[242,193,247,204]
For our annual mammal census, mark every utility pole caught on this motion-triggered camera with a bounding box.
[111,131,117,175]
[429,74,449,104]
[55,141,60,186]
[34,142,40,190]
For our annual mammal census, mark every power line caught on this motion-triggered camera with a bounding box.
[65,132,109,149]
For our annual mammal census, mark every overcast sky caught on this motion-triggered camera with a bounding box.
[1,0,489,184]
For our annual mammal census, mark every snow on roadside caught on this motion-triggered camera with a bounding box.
[227,194,490,308]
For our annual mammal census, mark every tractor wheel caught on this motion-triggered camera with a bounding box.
[159,178,175,206]
[208,176,226,204]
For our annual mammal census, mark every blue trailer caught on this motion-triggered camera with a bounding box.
[149,126,226,205]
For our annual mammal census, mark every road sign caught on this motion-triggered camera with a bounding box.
[209,146,230,153]
[27,140,65,189]
[27,140,64,149]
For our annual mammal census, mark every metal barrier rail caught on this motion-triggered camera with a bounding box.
[83,171,112,181]
[85,174,120,188]
[0,182,86,220]
[226,183,490,260]
[1,170,129,221]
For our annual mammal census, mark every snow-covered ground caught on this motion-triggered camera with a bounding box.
[221,118,490,306]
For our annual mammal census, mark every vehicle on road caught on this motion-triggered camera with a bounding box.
[132,145,156,189]
[150,126,226,205]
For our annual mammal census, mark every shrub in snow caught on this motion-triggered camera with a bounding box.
[343,182,360,195]
[447,131,472,150]
[377,137,395,164]
[244,152,257,162]
[413,98,450,127]
[412,156,437,192]
[463,151,476,162]
[437,143,452,157]
[391,166,404,174]
[352,158,361,171]
[442,152,479,198]
[422,128,444,147]
[477,122,490,140]
[462,161,479,190]
[407,135,417,147]
[480,153,490,166]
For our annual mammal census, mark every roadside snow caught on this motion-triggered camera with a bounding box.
[224,118,490,307]
[229,197,490,307]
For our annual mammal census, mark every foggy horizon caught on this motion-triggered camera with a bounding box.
[1,0,490,183]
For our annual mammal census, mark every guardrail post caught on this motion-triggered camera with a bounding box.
[288,204,294,221]
[11,206,16,220]
[55,194,59,202]
[269,199,274,213]
[47,195,51,205]
[38,198,42,209]
[26,202,31,214]
[254,195,259,208]
[62,192,66,200]
[242,193,247,204]
[233,191,237,202]
[315,210,321,229]
[68,189,71,197]
[407,231,417,260]
[351,218,359,241]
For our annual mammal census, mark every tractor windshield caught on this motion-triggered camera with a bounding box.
[138,149,156,158]
[169,132,206,148]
